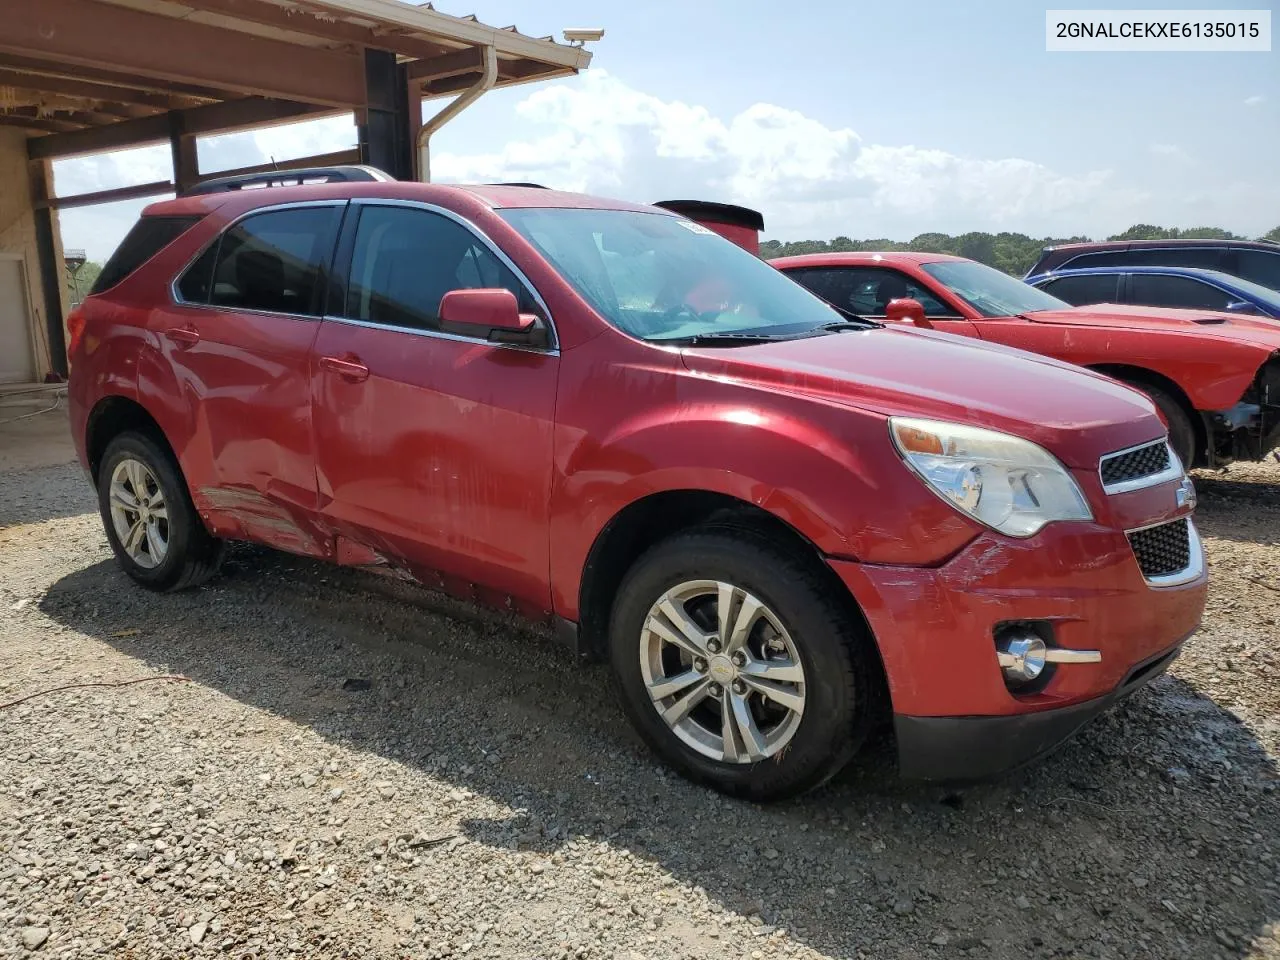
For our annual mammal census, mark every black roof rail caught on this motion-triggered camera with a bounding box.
[652,200,765,232]
[183,165,396,197]
[489,182,549,189]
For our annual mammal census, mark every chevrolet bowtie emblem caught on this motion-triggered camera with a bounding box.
[1176,477,1197,510]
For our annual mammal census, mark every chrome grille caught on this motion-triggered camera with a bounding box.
[1100,440,1171,489]
[1128,518,1192,579]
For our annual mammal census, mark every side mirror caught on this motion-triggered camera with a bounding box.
[438,288,543,345]
[885,297,932,329]
[1224,300,1257,314]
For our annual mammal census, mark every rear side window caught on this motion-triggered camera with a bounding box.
[196,206,340,316]
[787,266,957,317]
[91,216,201,295]
[1236,250,1280,289]
[1129,274,1233,310]
[1039,273,1119,305]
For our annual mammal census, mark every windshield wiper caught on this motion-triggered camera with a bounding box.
[821,304,881,329]
[656,332,800,347]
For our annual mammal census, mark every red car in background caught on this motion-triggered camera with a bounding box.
[773,252,1280,470]
[69,171,1206,798]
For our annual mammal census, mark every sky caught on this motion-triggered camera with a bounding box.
[54,0,1279,262]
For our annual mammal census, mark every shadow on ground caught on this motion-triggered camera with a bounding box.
[37,543,1280,960]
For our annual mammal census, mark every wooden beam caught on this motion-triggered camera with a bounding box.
[28,97,335,161]
[405,48,483,81]
[0,115,84,134]
[173,0,451,61]
[0,0,366,108]
[0,54,222,104]
[300,0,593,69]
[37,180,176,211]
[6,106,117,128]
[0,69,190,110]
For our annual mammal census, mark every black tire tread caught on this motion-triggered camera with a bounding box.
[609,523,878,801]
[97,431,224,592]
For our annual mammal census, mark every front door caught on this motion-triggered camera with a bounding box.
[783,265,979,336]
[310,202,559,613]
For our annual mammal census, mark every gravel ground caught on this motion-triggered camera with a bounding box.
[1,410,1277,960]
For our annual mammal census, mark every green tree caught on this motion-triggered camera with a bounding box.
[1261,226,1280,243]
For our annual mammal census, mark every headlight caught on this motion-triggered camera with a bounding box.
[889,417,1093,537]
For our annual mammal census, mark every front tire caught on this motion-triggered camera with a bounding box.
[1127,381,1197,469]
[97,431,224,591]
[609,527,878,801]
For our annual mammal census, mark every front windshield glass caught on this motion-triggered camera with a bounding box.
[921,259,1071,317]
[499,208,847,342]
[1205,272,1280,312]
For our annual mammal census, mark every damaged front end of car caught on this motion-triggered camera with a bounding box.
[1209,354,1280,465]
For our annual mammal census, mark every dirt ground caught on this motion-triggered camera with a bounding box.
[1,405,1277,960]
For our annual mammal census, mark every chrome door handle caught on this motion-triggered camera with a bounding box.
[319,355,370,382]
[164,326,200,347]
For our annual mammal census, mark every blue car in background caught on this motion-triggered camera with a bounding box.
[1026,265,1280,320]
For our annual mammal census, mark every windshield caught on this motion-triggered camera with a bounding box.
[921,260,1071,317]
[1205,272,1280,312]
[499,208,847,342]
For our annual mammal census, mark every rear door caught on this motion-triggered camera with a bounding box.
[161,202,343,554]
[310,201,559,613]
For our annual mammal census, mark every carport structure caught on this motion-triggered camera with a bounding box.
[0,0,595,382]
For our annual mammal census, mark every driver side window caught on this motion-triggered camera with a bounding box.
[344,205,542,332]
[787,267,958,317]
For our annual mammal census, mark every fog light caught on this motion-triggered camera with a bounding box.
[997,632,1047,683]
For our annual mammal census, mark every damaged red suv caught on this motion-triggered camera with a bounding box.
[68,169,1206,799]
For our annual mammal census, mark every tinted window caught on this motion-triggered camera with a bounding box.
[787,267,957,316]
[1129,274,1233,310]
[177,244,219,304]
[345,205,539,331]
[1067,248,1222,270]
[209,206,340,316]
[92,216,201,295]
[1039,273,1119,305]
[1236,250,1280,290]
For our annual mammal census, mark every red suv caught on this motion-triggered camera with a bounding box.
[68,169,1206,799]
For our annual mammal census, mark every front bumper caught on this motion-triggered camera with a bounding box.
[894,639,1183,781]
[828,517,1206,779]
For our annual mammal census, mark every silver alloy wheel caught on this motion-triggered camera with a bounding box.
[108,458,169,569]
[640,579,806,764]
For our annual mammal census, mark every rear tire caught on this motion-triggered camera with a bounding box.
[1126,381,1197,469]
[97,431,224,592]
[609,527,878,801]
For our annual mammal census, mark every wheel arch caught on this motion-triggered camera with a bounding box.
[85,395,177,483]
[575,489,888,699]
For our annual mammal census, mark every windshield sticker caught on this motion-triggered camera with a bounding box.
[676,220,715,235]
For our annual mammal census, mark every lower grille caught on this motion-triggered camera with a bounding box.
[1128,518,1192,579]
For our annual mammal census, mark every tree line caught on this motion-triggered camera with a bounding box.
[759,224,1280,276]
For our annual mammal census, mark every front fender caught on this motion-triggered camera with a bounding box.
[548,397,980,621]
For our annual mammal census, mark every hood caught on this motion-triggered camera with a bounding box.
[680,326,1164,468]
[1024,303,1280,347]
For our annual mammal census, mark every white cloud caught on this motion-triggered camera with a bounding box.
[434,71,1122,241]
[1244,94,1265,107]
[52,70,1277,260]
